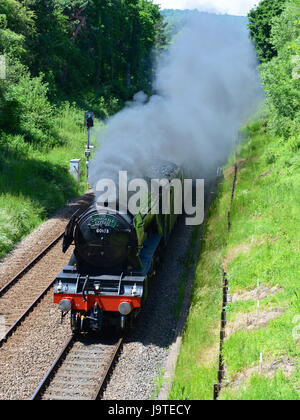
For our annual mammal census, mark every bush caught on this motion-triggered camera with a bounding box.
[248,0,286,63]
[4,73,56,145]
[0,55,61,148]
[258,0,300,138]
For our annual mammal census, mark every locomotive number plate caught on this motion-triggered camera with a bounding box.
[96,228,110,234]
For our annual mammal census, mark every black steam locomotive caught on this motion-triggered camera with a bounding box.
[54,161,184,332]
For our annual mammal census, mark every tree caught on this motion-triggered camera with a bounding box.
[248,0,286,62]
[259,0,300,137]
[0,0,165,143]
[0,0,34,58]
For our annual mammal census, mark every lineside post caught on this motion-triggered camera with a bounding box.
[84,111,94,183]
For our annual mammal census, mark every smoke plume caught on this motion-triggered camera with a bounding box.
[89,13,263,195]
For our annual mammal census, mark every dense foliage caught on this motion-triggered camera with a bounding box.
[249,0,300,138]
[248,0,286,63]
[0,0,163,147]
[0,0,164,256]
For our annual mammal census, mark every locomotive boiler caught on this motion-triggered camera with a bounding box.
[54,160,184,333]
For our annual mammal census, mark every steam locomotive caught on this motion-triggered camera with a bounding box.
[54,160,184,333]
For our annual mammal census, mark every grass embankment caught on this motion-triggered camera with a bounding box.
[170,120,300,400]
[0,104,93,259]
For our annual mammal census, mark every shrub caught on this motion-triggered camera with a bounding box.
[248,0,286,63]
[258,0,300,138]
[3,72,57,146]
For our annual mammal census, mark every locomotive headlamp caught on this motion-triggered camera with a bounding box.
[58,299,72,313]
[118,302,131,315]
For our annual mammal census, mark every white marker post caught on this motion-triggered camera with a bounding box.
[0,55,5,80]
[260,353,263,374]
[256,279,260,324]
[70,159,81,182]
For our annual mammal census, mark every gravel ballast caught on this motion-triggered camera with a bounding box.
[0,192,94,399]
[0,190,201,400]
[102,217,195,400]
[0,192,94,290]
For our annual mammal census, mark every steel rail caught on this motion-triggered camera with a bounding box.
[92,336,124,400]
[30,335,124,400]
[0,276,60,348]
[0,233,66,348]
[30,335,76,400]
[0,232,65,298]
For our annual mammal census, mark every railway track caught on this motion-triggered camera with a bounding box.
[0,232,65,347]
[31,334,124,400]
[0,193,95,348]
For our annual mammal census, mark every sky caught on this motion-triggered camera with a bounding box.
[153,0,261,16]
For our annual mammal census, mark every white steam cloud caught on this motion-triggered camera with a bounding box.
[90,14,263,195]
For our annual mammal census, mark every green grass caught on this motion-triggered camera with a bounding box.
[220,372,300,401]
[174,225,201,319]
[151,369,166,400]
[0,103,96,259]
[170,119,300,400]
[169,174,232,400]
